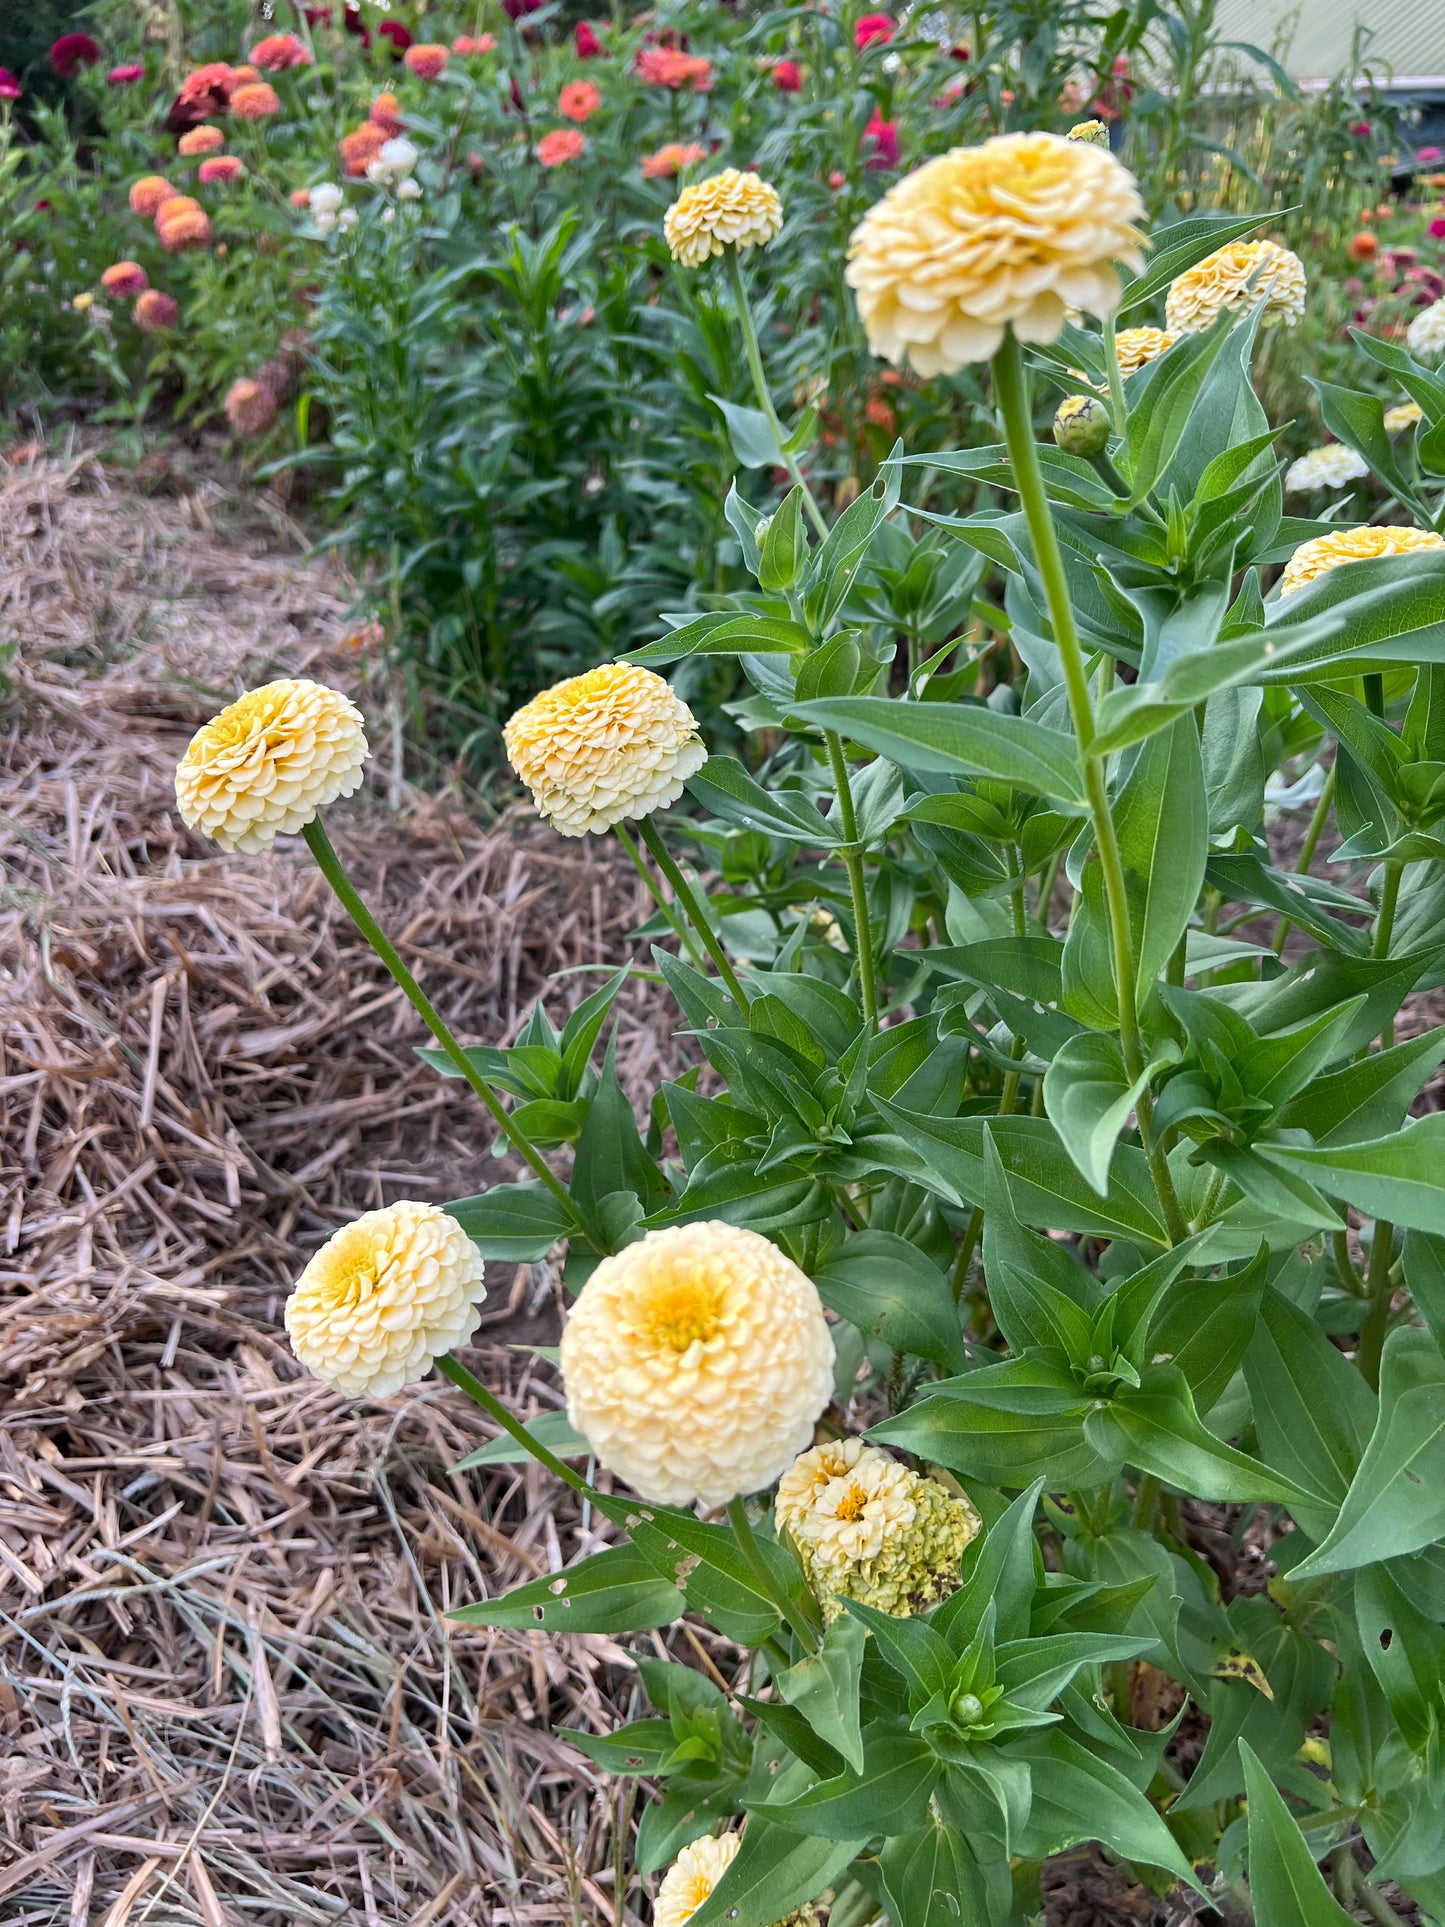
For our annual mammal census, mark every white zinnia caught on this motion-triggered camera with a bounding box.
[1284,443,1369,493]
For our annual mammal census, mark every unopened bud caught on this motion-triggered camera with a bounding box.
[952,1692,985,1725]
[1053,393,1110,457]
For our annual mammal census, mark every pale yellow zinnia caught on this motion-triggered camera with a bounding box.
[1384,399,1424,433]
[655,1835,741,1927]
[285,1201,485,1398]
[175,679,368,852]
[1283,443,1369,494]
[1164,238,1306,335]
[1067,119,1110,147]
[1279,523,1445,596]
[1114,324,1174,376]
[664,169,783,268]
[844,131,1146,376]
[503,662,706,838]
[559,1222,834,1508]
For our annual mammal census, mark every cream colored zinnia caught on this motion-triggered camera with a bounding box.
[285,1201,485,1398]
[559,1222,834,1508]
[1279,523,1445,596]
[1114,324,1174,376]
[503,663,706,837]
[175,679,368,852]
[664,169,783,268]
[776,1438,980,1621]
[844,131,1146,376]
[1407,299,1445,360]
[1164,238,1306,335]
[1067,119,1110,147]
[655,1835,741,1927]
[1384,399,1424,433]
[1283,443,1369,494]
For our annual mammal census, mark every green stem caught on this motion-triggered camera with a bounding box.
[992,332,1187,1246]
[1270,765,1335,955]
[616,821,706,969]
[638,815,750,1013]
[951,1204,984,1306]
[726,249,830,542]
[1101,311,1128,438]
[436,1354,590,1497]
[1358,851,1406,1388]
[727,1496,819,1652]
[302,818,574,1214]
[824,730,878,1026]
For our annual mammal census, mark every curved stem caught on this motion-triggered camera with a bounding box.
[1101,311,1128,439]
[824,730,878,1026]
[302,817,575,1215]
[615,821,706,969]
[725,249,830,541]
[437,1354,590,1497]
[638,814,750,1013]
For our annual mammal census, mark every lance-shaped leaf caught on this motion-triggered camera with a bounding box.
[446,1182,577,1260]
[1086,1364,1320,1509]
[873,1359,1118,1490]
[1240,1741,1355,1927]
[688,1825,866,1927]
[880,1814,990,1927]
[687,757,844,844]
[746,1727,941,1840]
[776,1613,867,1773]
[1253,1114,1445,1234]
[1043,1031,1156,1198]
[1243,1288,1377,1541]
[448,1543,685,1634]
[813,1231,967,1374]
[1009,1729,1201,1888]
[791,697,1089,808]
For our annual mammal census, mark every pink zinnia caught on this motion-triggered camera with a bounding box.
[109,65,145,85]
[537,128,585,167]
[1431,218,1445,240]
[1420,146,1443,164]
[403,44,449,80]
[134,289,179,333]
[1350,121,1371,138]
[50,33,100,77]
[635,46,712,91]
[854,14,893,50]
[575,21,603,58]
[773,60,802,92]
[101,261,148,298]
[863,111,899,169]
[559,80,600,122]
[251,34,312,71]
[454,34,497,55]
[199,155,244,184]
[0,68,21,100]
[226,377,278,439]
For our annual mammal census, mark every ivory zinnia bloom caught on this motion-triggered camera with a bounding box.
[1407,299,1445,359]
[1384,400,1424,433]
[285,1202,485,1398]
[1279,524,1445,596]
[655,1835,740,1927]
[1283,443,1369,493]
[175,678,368,851]
[845,132,1146,375]
[776,1438,980,1621]
[664,169,783,267]
[503,663,706,837]
[1164,238,1305,335]
[1114,324,1174,375]
[559,1222,834,1508]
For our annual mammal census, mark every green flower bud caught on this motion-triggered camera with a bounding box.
[1053,393,1110,458]
[951,1691,985,1725]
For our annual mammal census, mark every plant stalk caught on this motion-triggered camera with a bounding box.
[437,1353,590,1497]
[615,821,706,968]
[727,1495,819,1652]
[638,814,750,1013]
[726,249,830,541]
[1270,764,1336,955]
[823,730,879,1025]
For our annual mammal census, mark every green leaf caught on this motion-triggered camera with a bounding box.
[1043,1031,1155,1198]
[592,1497,800,1647]
[1089,1365,1318,1508]
[791,697,1089,808]
[1243,1288,1377,1533]
[1116,209,1273,315]
[563,1718,684,1777]
[1260,553,1445,682]
[813,1231,967,1374]
[932,1480,1045,1650]
[445,1182,575,1261]
[1311,379,1428,520]
[1291,1328,1445,1576]
[874,1360,1116,1490]
[1123,320,1237,505]
[776,1613,867,1773]
[1355,1565,1445,1752]
[1148,1247,1269,1415]
[687,757,842,844]
[1010,1729,1201,1888]
[879,1815,989,1927]
[759,487,807,591]
[630,612,812,665]
[447,1544,684,1633]
[1404,1229,1445,1354]
[687,1825,865,1927]
[570,1035,665,1229]
[1275,1028,1445,1145]
[747,1728,941,1840]
[1255,1115,1445,1234]
[452,1409,588,1471]
[711,393,783,468]
[1240,1740,1354,1927]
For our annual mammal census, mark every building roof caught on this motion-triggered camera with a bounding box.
[1211,0,1445,87]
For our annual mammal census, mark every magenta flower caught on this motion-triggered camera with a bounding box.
[50,33,101,77]
[0,67,21,100]
[863,111,899,169]
[109,64,145,84]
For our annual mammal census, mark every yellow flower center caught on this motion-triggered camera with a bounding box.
[833,1482,869,1523]
[314,1227,391,1307]
[206,685,288,749]
[640,1275,723,1352]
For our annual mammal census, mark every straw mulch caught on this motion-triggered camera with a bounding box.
[0,450,703,1927]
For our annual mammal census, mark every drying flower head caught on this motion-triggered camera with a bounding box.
[559,80,600,122]
[340,122,388,175]
[1164,237,1306,334]
[636,46,712,91]
[1279,524,1445,596]
[1407,298,1445,359]
[285,1202,484,1399]
[403,43,449,80]
[175,678,368,852]
[1068,119,1110,146]
[538,128,585,167]
[109,65,144,85]
[504,661,705,835]
[155,195,213,252]
[665,168,783,267]
[179,124,225,155]
[101,261,148,299]
[50,33,100,77]
[642,142,707,180]
[230,80,280,119]
[846,131,1146,375]
[1283,443,1369,494]
[200,155,245,185]
[655,1835,741,1927]
[1053,392,1109,456]
[559,1222,834,1507]
[251,33,312,70]
[776,1439,981,1621]
[1385,399,1425,433]
[129,174,174,217]
[1114,324,1174,375]
[855,13,894,49]
[134,289,179,333]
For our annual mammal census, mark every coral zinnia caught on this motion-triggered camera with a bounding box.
[655,1836,741,1927]
[101,261,148,299]
[641,142,707,180]
[1164,238,1306,334]
[199,155,245,184]
[178,125,225,155]
[250,33,312,70]
[49,34,100,77]
[537,128,585,166]
[134,289,179,332]
[1279,525,1445,597]
[175,679,368,851]
[846,132,1146,374]
[559,1222,835,1507]
[1283,443,1369,494]
[370,90,404,133]
[340,123,387,175]
[636,46,712,91]
[129,174,175,217]
[453,34,496,55]
[559,80,600,122]
[664,168,783,267]
[230,80,281,119]
[226,378,278,438]
[505,662,706,836]
[154,195,213,252]
[1114,323,1174,375]
[285,1202,484,1399]
[403,43,449,80]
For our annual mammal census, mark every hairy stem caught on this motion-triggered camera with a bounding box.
[639,814,750,1013]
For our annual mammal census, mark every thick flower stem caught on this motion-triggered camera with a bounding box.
[725,249,830,542]
[615,821,707,970]
[993,330,1187,1246]
[436,1353,591,1498]
[726,1495,820,1652]
[1358,857,1406,1389]
[824,730,879,1026]
[638,814,751,1013]
[302,817,575,1215]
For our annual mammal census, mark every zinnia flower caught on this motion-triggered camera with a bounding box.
[366,136,418,187]
[1279,525,1445,597]
[230,80,280,119]
[226,378,277,438]
[864,112,899,171]
[845,131,1146,375]
[370,90,404,134]
[655,1836,741,1927]
[0,68,22,99]
[776,1439,981,1622]
[559,80,600,122]
[378,21,413,54]
[178,125,225,155]
[134,289,179,332]
[284,1202,485,1399]
[1053,392,1110,455]
[504,662,705,835]
[1068,119,1110,146]
[1164,238,1306,334]
[773,60,802,92]
[109,65,145,85]
[175,62,235,111]
[250,33,312,70]
[1384,399,1424,432]
[231,65,262,85]
[50,33,100,77]
[1114,324,1174,375]
[200,155,245,184]
[537,128,585,167]
[575,21,603,57]
[100,261,147,299]
[155,195,213,252]
[636,46,712,91]
[340,123,388,175]
[404,44,449,80]
[72,292,95,314]
[129,175,174,217]
[559,1222,834,1508]
[1407,298,1445,358]
[175,678,368,852]
[454,34,496,55]
[664,168,783,268]
[1283,443,1369,493]
[855,13,894,49]
[642,142,707,180]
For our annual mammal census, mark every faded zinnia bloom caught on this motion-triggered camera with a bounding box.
[642,141,707,180]
[285,1202,485,1398]
[776,1439,981,1622]
[845,132,1146,375]
[101,261,148,299]
[1384,399,1425,432]
[559,1222,834,1508]
[178,125,225,156]
[155,195,213,252]
[504,662,705,836]
[655,1836,741,1927]
[1407,298,1445,359]
[403,43,449,80]
[175,678,368,852]
[1164,238,1306,335]
[250,32,312,70]
[665,169,783,267]
[537,128,585,167]
[559,79,600,122]
[225,378,277,438]
[230,80,281,119]
[199,155,245,185]
[1279,524,1445,596]
[129,175,175,217]
[1114,323,1174,375]
[1284,443,1369,494]
[134,289,179,332]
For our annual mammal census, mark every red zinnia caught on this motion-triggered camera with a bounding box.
[773,60,802,92]
[863,111,899,169]
[378,22,413,54]
[854,14,893,50]
[50,33,100,77]
[575,21,603,57]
